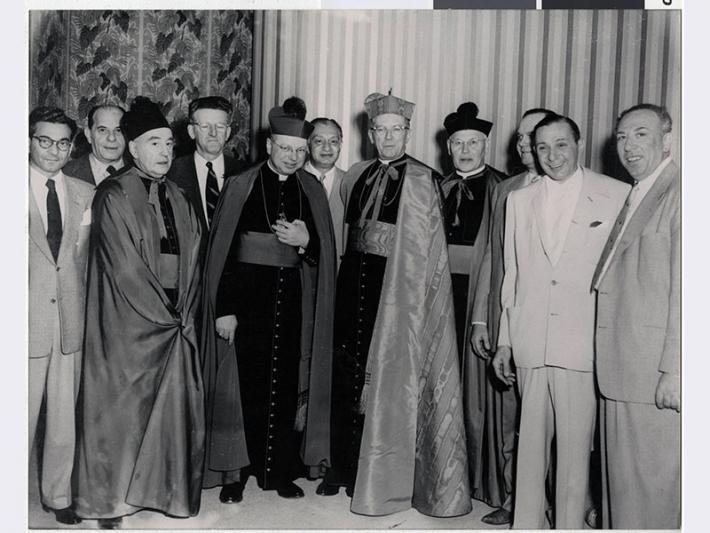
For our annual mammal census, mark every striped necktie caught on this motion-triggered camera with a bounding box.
[205,161,220,226]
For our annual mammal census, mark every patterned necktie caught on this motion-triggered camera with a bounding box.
[45,178,62,261]
[592,180,639,289]
[205,161,220,226]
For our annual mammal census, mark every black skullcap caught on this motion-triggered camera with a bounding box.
[268,96,314,139]
[121,96,170,142]
[444,102,493,137]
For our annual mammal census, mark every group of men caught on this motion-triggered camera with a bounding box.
[28,88,679,530]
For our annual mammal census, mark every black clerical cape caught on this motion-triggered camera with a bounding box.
[75,167,204,519]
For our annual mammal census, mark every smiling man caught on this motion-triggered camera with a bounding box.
[318,91,470,519]
[592,104,680,529]
[75,97,204,529]
[201,96,335,505]
[64,104,126,185]
[491,113,628,528]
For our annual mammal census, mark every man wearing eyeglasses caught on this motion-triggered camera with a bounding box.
[304,117,346,266]
[28,106,94,526]
[318,92,470,518]
[201,96,335,504]
[168,96,243,238]
[64,104,126,186]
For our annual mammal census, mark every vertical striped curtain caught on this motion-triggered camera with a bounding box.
[252,10,680,176]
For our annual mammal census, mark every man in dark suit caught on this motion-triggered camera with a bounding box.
[167,96,242,237]
[28,106,94,525]
[304,117,346,266]
[593,104,680,529]
[64,104,125,185]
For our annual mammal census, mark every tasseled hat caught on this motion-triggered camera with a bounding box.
[364,90,415,121]
[268,96,314,139]
[121,96,170,141]
[444,102,493,137]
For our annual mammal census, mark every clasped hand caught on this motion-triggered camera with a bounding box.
[273,218,309,248]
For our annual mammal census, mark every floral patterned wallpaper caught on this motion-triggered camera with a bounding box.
[29,10,253,160]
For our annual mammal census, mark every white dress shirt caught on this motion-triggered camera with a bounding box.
[89,154,124,185]
[30,166,67,231]
[540,167,584,266]
[304,161,337,198]
[194,152,226,218]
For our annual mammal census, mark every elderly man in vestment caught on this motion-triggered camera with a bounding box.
[201,96,335,504]
[491,114,628,528]
[593,104,680,529]
[468,108,553,525]
[316,91,471,518]
[75,97,204,529]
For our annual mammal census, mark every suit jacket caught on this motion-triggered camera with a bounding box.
[498,169,629,371]
[472,171,535,352]
[28,175,95,358]
[167,153,243,234]
[63,153,96,186]
[595,161,680,404]
[305,165,346,264]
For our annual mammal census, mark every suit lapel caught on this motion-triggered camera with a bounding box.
[531,182,553,264]
[57,179,83,264]
[611,161,678,261]
[564,169,597,255]
[28,186,54,263]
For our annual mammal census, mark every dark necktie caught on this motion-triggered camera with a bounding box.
[205,161,220,226]
[45,178,62,261]
[106,165,117,176]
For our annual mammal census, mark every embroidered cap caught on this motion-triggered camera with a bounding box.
[364,90,415,121]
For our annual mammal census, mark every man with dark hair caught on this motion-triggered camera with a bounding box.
[491,113,628,528]
[318,91,471,518]
[64,104,126,185]
[28,106,94,526]
[201,96,335,504]
[75,97,204,529]
[468,107,553,525]
[167,96,242,238]
[593,103,680,529]
[305,117,346,265]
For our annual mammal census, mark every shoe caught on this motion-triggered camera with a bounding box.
[98,517,123,529]
[219,482,244,504]
[53,507,82,525]
[315,481,339,496]
[481,507,512,525]
[345,484,354,498]
[585,507,600,529]
[276,481,304,499]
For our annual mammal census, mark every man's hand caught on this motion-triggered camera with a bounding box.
[491,346,515,387]
[273,219,310,248]
[216,315,238,346]
[655,372,680,412]
[471,324,491,358]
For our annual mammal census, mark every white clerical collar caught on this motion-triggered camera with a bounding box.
[267,160,289,181]
[457,165,486,179]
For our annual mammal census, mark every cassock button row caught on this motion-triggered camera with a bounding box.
[268,446,273,450]
[270,413,275,418]
[279,278,284,282]
[266,468,271,472]
[269,424,274,429]
[276,323,280,328]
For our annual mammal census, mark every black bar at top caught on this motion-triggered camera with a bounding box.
[542,0,644,8]
[434,0,536,8]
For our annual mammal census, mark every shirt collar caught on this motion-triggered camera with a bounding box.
[543,166,583,190]
[635,156,672,193]
[194,151,224,170]
[304,161,334,179]
[89,153,123,174]
[457,165,486,179]
[29,164,64,186]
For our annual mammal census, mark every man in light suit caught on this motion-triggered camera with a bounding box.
[28,106,94,525]
[304,117,346,265]
[491,114,628,529]
[64,104,126,186]
[593,104,680,529]
[469,107,553,525]
[167,96,243,241]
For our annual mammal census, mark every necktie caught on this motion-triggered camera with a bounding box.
[106,165,117,176]
[205,161,220,226]
[45,178,62,261]
[592,180,639,289]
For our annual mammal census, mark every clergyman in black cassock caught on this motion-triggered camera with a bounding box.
[201,96,336,502]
